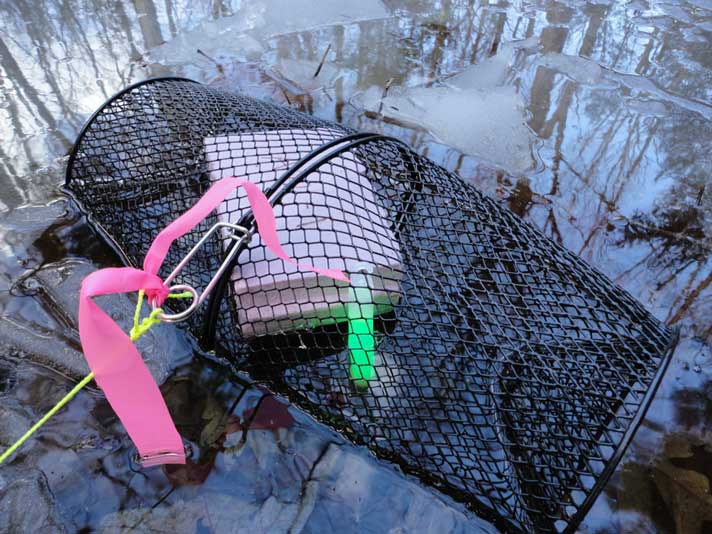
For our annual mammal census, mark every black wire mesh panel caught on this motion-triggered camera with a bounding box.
[65,78,677,534]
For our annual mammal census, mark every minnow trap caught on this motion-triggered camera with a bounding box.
[64,78,677,534]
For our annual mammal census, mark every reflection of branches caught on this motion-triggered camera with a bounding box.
[0,142,24,208]
[540,204,562,244]
[468,1,487,64]
[621,206,711,326]
[611,22,634,67]
[625,207,710,261]
[614,121,657,202]
[113,1,141,61]
[0,36,69,145]
[612,243,661,283]
[667,268,712,326]
[14,0,78,128]
[582,109,626,184]
[655,258,698,292]
[59,0,106,96]
[94,6,132,82]
[576,211,605,256]
[577,104,620,155]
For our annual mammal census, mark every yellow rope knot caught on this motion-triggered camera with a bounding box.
[129,290,164,341]
[129,289,192,341]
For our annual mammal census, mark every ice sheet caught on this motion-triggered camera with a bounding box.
[360,84,533,174]
[147,0,390,66]
[242,0,390,37]
[356,40,536,173]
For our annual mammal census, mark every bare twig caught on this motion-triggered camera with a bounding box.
[280,87,292,106]
[197,48,224,74]
[378,77,394,115]
[313,43,332,78]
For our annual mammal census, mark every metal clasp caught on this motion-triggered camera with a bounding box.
[140,451,186,468]
[151,222,252,323]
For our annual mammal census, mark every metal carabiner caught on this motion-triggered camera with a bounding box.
[151,221,252,323]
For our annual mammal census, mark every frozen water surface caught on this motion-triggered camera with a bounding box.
[147,0,390,68]
[355,39,537,173]
[1,0,711,533]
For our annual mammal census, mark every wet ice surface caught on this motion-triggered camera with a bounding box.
[1,0,711,533]
[146,0,390,68]
[354,38,537,172]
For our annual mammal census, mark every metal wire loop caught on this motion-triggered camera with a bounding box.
[150,222,252,322]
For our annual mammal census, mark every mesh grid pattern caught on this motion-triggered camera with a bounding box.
[65,79,676,534]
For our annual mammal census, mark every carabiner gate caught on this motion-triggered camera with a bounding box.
[151,222,252,323]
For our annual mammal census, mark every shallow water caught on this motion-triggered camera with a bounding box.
[0,1,710,533]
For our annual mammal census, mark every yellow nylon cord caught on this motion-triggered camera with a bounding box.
[0,372,95,464]
[0,289,189,465]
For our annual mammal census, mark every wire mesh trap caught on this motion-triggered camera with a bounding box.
[65,78,677,534]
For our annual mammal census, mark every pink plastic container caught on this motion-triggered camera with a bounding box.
[206,128,402,337]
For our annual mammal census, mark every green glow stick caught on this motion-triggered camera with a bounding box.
[347,270,376,388]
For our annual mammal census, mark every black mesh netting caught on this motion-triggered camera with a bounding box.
[65,78,676,534]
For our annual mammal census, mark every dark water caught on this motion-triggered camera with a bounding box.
[0,1,710,532]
